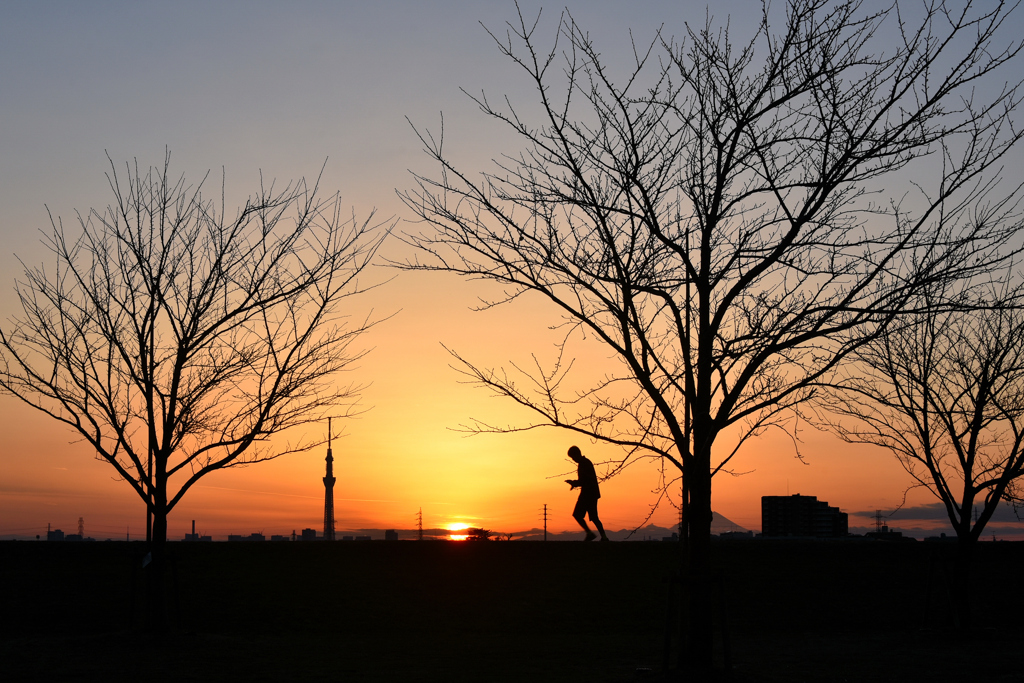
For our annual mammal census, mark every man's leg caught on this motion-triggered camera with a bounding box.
[574,498,597,541]
[589,504,609,541]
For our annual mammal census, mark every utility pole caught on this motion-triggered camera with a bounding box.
[541,504,548,541]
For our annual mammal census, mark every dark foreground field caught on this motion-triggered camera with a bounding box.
[2,539,1022,682]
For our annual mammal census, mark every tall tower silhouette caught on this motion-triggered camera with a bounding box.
[323,417,336,541]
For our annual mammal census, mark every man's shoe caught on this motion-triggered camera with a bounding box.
[584,531,598,541]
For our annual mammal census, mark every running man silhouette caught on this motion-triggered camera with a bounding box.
[565,446,609,541]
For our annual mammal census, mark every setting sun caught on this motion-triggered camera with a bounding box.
[447,522,469,540]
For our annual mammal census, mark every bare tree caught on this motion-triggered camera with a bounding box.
[0,152,389,555]
[823,275,1024,626]
[398,0,1023,666]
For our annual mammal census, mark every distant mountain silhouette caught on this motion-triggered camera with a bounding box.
[312,513,749,542]
[303,516,753,540]
[513,513,748,542]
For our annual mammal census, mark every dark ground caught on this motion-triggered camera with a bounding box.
[1,539,1022,682]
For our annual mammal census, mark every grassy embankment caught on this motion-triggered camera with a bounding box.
[2,539,1021,681]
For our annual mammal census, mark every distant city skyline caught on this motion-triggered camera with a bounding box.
[20,501,1024,543]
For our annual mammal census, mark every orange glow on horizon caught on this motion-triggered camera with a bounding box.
[0,274,1003,541]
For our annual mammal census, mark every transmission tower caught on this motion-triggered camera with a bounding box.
[323,417,337,541]
[78,517,84,537]
[541,504,548,541]
[416,507,424,541]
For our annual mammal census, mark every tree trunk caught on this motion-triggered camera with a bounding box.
[952,535,975,629]
[146,500,169,632]
[683,450,715,675]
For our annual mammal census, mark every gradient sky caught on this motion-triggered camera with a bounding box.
[2,0,1023,541]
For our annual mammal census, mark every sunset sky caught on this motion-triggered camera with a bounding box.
[2,0,1023,542]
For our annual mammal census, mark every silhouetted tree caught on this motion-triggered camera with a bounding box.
[823,274,1024,627]
[466,527,492,541]
[0,151,388,571]
[399,0,1023,668]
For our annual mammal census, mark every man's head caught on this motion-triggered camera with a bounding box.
[567,445,582,463]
